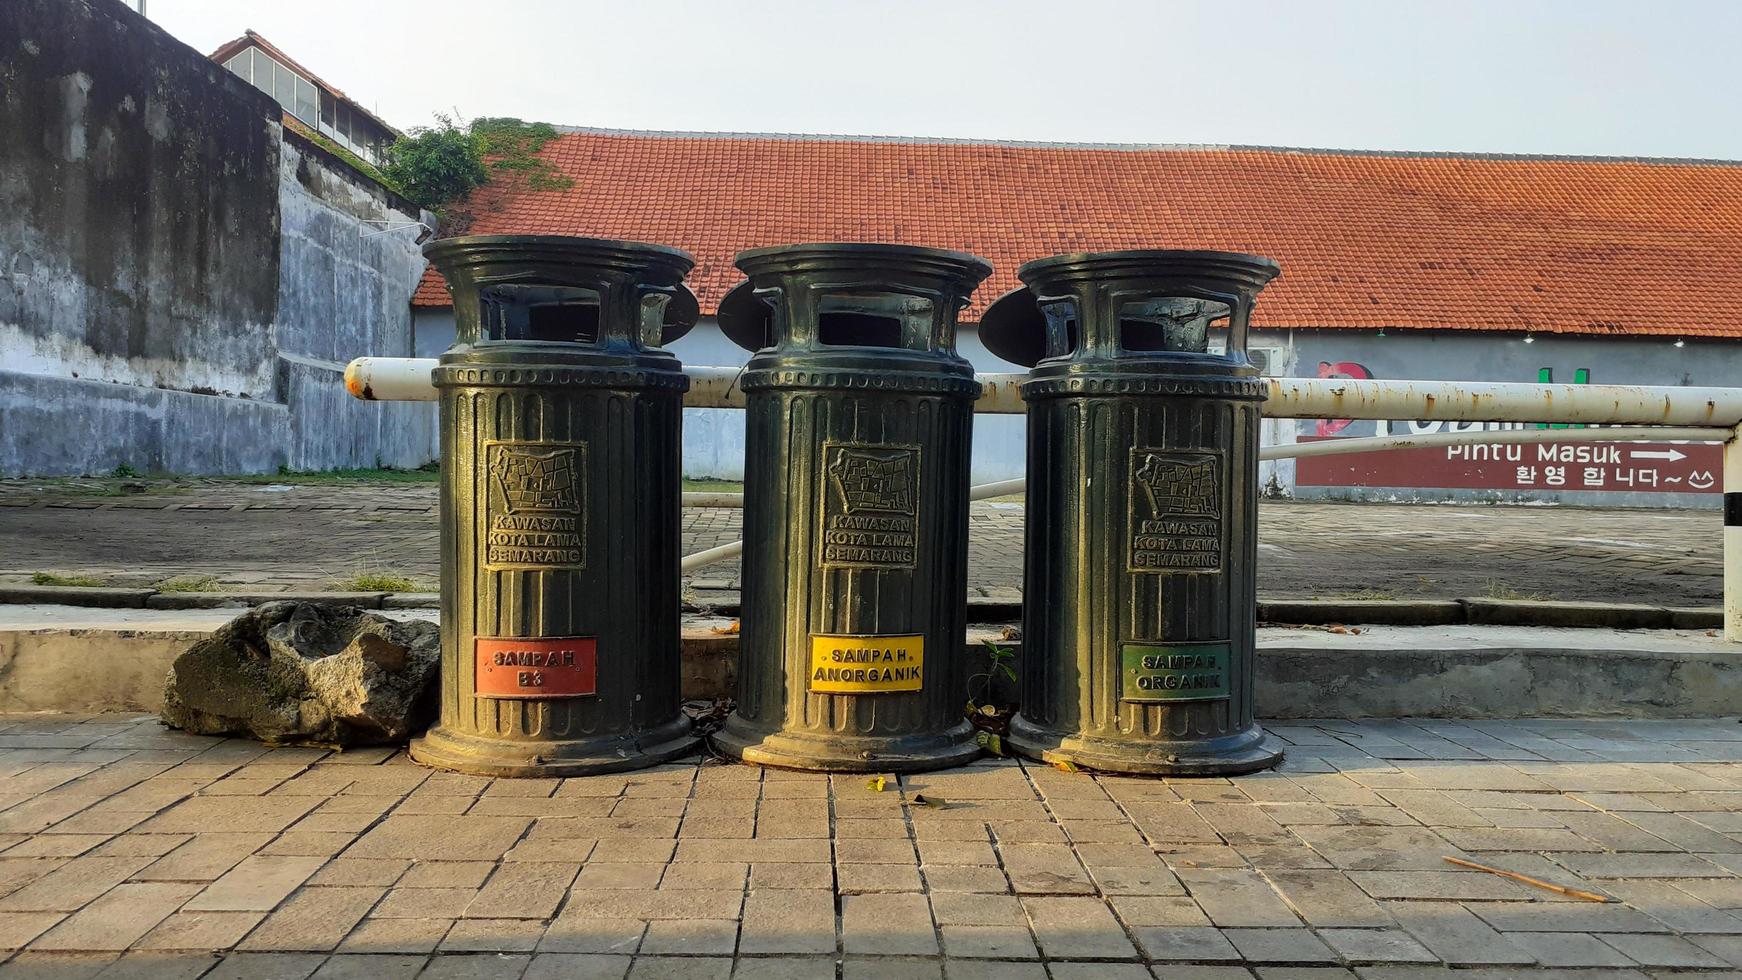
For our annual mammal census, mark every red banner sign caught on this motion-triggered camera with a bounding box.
[1295,436,1720,494]
[474,636,597,698]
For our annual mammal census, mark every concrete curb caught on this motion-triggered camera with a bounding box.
[1257,599,1465,626]
[0,585,156,608]
[3,609,1736,719]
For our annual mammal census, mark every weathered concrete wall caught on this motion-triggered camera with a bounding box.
[0,0,429,477]
[276,133,434,471]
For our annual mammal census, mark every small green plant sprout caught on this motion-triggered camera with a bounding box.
[156,575,220,593]
[31,572,106,587]
[112,463,139,478]
[966,640,1018,716]
[1482,578,1551,602]
[330,571,427,593]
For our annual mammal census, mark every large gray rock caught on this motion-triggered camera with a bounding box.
[161,601,441,746]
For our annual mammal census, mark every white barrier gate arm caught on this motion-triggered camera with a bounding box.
[344,357,1742,643]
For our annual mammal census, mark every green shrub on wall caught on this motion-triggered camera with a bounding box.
[382,114,573,211]
[381,114,487,210]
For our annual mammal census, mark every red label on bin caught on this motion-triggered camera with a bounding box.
[474,636,597,699]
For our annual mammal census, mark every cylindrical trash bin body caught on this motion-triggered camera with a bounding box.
[409,235,700,777]
[712,243,992,772]
[981,250,1284,776]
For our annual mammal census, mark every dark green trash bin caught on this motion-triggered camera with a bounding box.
[409,235,700,777]
[711,243,992,772]
[980,250,1284,776]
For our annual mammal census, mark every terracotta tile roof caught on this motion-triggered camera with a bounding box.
[411,130,1742,337]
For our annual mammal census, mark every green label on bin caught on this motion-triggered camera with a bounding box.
[1122,641,1231,702]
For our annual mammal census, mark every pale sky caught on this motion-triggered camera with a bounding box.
[146,0,1742,160]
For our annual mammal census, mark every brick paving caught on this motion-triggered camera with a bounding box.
[0,481,1724,605]
[0,715,1739,976]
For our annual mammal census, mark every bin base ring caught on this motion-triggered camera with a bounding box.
[712,717,982,774]
[408,716,698,778]
[1007,713,1282,777]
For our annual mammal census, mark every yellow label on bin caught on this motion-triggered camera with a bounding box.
[809,633,924,694]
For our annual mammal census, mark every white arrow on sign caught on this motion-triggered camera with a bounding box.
[1630,449,1687,462]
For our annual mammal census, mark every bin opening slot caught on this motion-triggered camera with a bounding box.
[1041,299,1079,358]
[479,284,602,343]
[1119,298,1230,354]
[816,293,933,349]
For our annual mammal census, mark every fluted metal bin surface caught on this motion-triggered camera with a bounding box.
[409,235,700,777]
[980,250,1285,776]
[711,243,992,772]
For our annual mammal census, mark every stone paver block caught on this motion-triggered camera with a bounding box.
[1046,966,1151,980]
[1315,927,1438,964]
[1551,851,1732,878]
[0,855,155,911]
[1264,870,1395,928]
[201,951,329,980]
[30,881,202,951]
[336,917,451,954]
[920,864,1008,893]
[1179,869,1302,927]
[573,864,663,890]
[0,911,64,950]
[397,862,495,890]
[136,911,267,951]
[749,863,832,890]
[372,888,474,919]
[998,842,1095,895]
[1345,870,1528,901]
[521,953,632,980]
[309,859,411,887]
[737,889,835,954]
[624,957,731,980]
[237,887,384,952]
[929,892,1025,927]
[142,797,322,835]
[558,889,741,922]
[1602,877,1742,933]
[836,862,922,893]
[464,862,577,919]
[1596,931,1732,968]
[638,918,738,955]
[307,952,426,980]
[840,893,936,955]
[1383,901,1536,965]
[347,816,531,861]
[585,840,674,864]
[1290,826,1468,871]
[1221,927,1339,963]
[439,917,544,952]
[1022,896,1139,960]
[939,923,1039,959]
[0,950,120,979]
[658,862,746,891]
[675,839,829,864]
[537,916,644,955]
[131,835,276,883]
[1468,900,1665,933]
[1503,930,1638,967]
[1130,926,1242,962]
[833,839,915,864]
[1110,895,1212,927]
[185,855,325,912]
